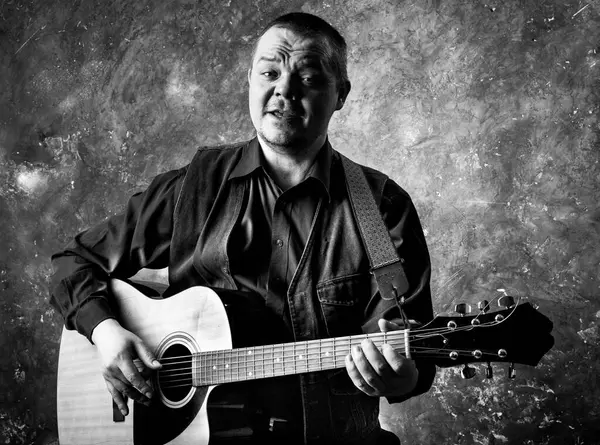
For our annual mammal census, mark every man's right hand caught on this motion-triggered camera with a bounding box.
[91,318,162,416]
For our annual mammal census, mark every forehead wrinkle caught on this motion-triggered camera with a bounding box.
[254,27,332,67]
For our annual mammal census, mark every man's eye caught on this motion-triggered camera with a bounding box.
[302,75,323,86]
[262,71,277,79]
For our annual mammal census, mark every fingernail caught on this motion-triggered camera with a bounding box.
[121,408,128,416]
[145,391,152,399]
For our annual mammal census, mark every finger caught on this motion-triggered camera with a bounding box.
[360,339,397,382]
[120,359,155,401]
[345,353,377,396]
[381,344,419,392]
[133,340,162,370]
[111,377,150,406]
[106,380,129,416]
[107,368,151,406]
[138,363,155,380]
[350,344,386,394]
[381,344,415,375]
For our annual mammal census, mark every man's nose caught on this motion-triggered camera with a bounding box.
[274,74,299,100]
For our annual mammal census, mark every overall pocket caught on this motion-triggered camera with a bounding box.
[316,272,371,337]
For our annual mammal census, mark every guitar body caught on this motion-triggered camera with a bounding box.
[57,280,232,445]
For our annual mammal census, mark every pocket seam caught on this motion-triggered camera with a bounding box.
[316,272,370,306]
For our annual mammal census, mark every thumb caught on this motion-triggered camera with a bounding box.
[378,318,420,332]
[133,339,162,369]
[378,319,402,333]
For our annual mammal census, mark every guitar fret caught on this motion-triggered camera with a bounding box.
[235,348,239,383]
[277,343,283,376]
[268,344,274,378]
[304,341,309,372]
[216,351,223,383]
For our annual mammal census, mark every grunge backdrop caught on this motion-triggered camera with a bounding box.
[1,0,599,444]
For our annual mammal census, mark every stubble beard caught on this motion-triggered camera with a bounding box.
[257,123,309,154]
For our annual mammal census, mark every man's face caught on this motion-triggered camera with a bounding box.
[248,26,349,152]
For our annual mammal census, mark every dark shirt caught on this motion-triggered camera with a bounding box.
[228,139,331,329]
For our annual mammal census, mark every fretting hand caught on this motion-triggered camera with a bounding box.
[345,319,419,398]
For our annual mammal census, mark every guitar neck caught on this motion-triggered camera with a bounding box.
[190,330,409,386]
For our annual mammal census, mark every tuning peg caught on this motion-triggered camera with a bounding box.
[461,364,476,379]
[485,362,493,379]
[454,303,472,316]
[507,363,516,379]
[477,300,490,313]
[498,295,515,308]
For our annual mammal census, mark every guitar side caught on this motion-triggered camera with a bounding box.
[57,279,232,445]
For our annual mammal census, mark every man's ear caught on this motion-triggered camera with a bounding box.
[336,80,351,110]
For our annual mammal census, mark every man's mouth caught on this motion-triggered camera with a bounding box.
[267,109,302,119]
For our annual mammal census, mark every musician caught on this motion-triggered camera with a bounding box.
[50,12,435,445]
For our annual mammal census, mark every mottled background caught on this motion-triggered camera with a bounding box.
[1,0,599,444]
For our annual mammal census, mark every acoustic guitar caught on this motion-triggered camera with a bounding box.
[57,279,554,444]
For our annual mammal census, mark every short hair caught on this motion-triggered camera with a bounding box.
[250,12,350,89]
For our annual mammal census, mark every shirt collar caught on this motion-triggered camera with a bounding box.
[229,137,332,194]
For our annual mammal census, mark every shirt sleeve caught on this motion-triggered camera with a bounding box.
[360,177,436,404]
[49,166,187,342]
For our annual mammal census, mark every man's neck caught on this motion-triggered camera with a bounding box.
[257,135,326,191]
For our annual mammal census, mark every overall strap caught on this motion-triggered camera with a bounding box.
[339,154,409,302]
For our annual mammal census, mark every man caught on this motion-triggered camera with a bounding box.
[51,12,435,445]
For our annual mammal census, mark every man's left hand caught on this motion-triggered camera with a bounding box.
[345,319,419,398]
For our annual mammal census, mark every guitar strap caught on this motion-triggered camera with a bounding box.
[340,153,410,306]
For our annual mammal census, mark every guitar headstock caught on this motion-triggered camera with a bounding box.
[413,298,554,370]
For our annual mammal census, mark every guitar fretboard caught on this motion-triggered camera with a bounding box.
[190,330,408,386]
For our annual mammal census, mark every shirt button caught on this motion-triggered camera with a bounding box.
[275,239,284,248]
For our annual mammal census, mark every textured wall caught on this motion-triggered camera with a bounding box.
[1,0,599,444]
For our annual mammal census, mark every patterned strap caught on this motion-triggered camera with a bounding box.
[340,154,409,300]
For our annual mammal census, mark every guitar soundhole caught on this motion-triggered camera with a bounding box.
[158,343,193,403]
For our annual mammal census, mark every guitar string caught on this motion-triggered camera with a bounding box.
[157,344,443,379]
[154,322,488,365]
[156,337,492,372]
[158,353,499,384]
[153,322,489,364]
[156,346,504,384]
[156,341,483,371]
[156,345,499,372]
[158,348,505,388]
[158,342,448,372]
[159,351,498,381]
